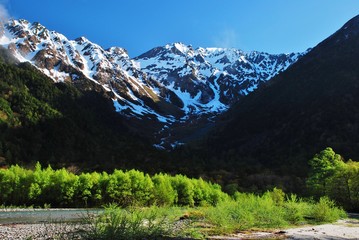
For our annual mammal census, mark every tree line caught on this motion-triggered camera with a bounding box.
[0,163,228,208]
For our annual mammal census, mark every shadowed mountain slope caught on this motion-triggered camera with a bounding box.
[199,15,359,176]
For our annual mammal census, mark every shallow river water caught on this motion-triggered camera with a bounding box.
[0,209,102,224]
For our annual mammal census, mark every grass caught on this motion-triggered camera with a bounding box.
[83,205,178,240]
[83,191,347,239]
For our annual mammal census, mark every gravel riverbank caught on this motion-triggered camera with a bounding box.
[0,223,89,240]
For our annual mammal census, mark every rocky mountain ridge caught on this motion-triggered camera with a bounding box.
[0,19,306,147]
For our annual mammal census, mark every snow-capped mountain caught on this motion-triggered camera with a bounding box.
[135,43,302,111]
[0,19,175,123]
[0,19,306,147]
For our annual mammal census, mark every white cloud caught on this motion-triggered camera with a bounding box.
[0,3,9,22]
[213,29,238,48]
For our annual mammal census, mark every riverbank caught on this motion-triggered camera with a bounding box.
[0,222,88,240]
[1,218,358,240]
[209,217,359,239]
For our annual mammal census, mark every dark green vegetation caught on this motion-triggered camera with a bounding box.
[0,163,226,207]
[0,46,163,171]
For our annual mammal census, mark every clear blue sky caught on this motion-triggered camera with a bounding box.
[3,0,359,57]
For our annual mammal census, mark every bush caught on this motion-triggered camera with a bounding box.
[311,196,346,222]
[85,205,172,240]
[284,194,310,224]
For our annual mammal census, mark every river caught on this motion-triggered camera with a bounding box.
[0,208,102,224]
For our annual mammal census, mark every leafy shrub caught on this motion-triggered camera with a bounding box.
[310,196,346,222]
[85,205,172,240]
[283,194,310,224]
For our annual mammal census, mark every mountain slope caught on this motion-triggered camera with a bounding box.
[0,46,161,170]
[201,14,359,175]
[0,19,305,147]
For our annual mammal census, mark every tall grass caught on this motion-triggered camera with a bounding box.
[84,205,174,240]
[204,192,287,234]
[84,190,347,239]
[203,190,346,235]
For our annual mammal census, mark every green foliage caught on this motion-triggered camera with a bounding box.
[311,196,346,222]
[152,173,177,206]
[0,163,228,208]
[171,175,195,207]
[0,165,33,205]
[267,187,285,206]
[85,206,172,240]
[283,194,309,224]
[307,147,342,196]
[307,148,359,210]
[203,189,345,235]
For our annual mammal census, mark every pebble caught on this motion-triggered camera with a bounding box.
[0,223,88,240]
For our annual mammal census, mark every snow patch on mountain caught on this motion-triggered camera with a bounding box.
[0,19,307,147]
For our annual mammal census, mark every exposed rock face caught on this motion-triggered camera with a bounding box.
[0,19,306,147]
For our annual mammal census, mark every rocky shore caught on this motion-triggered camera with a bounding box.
[0,223,88,240]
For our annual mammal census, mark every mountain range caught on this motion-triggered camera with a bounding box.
[1,15,359,193]
[0,19,304,147]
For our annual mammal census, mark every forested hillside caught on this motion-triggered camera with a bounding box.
[0,46,161,171]
[193,15,359,179]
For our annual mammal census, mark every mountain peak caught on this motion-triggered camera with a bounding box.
[75,36,90,44]
[107,46,128,56]
[164,42,194,56]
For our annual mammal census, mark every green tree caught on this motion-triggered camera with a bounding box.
[106,170,132,206]
[49,168,78,207]
[76,173,94,207]
[171,175,195,207]
[152,173,176,206]
[28,163,54,206]
[307,147,342,196]
[127,169,154,206]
